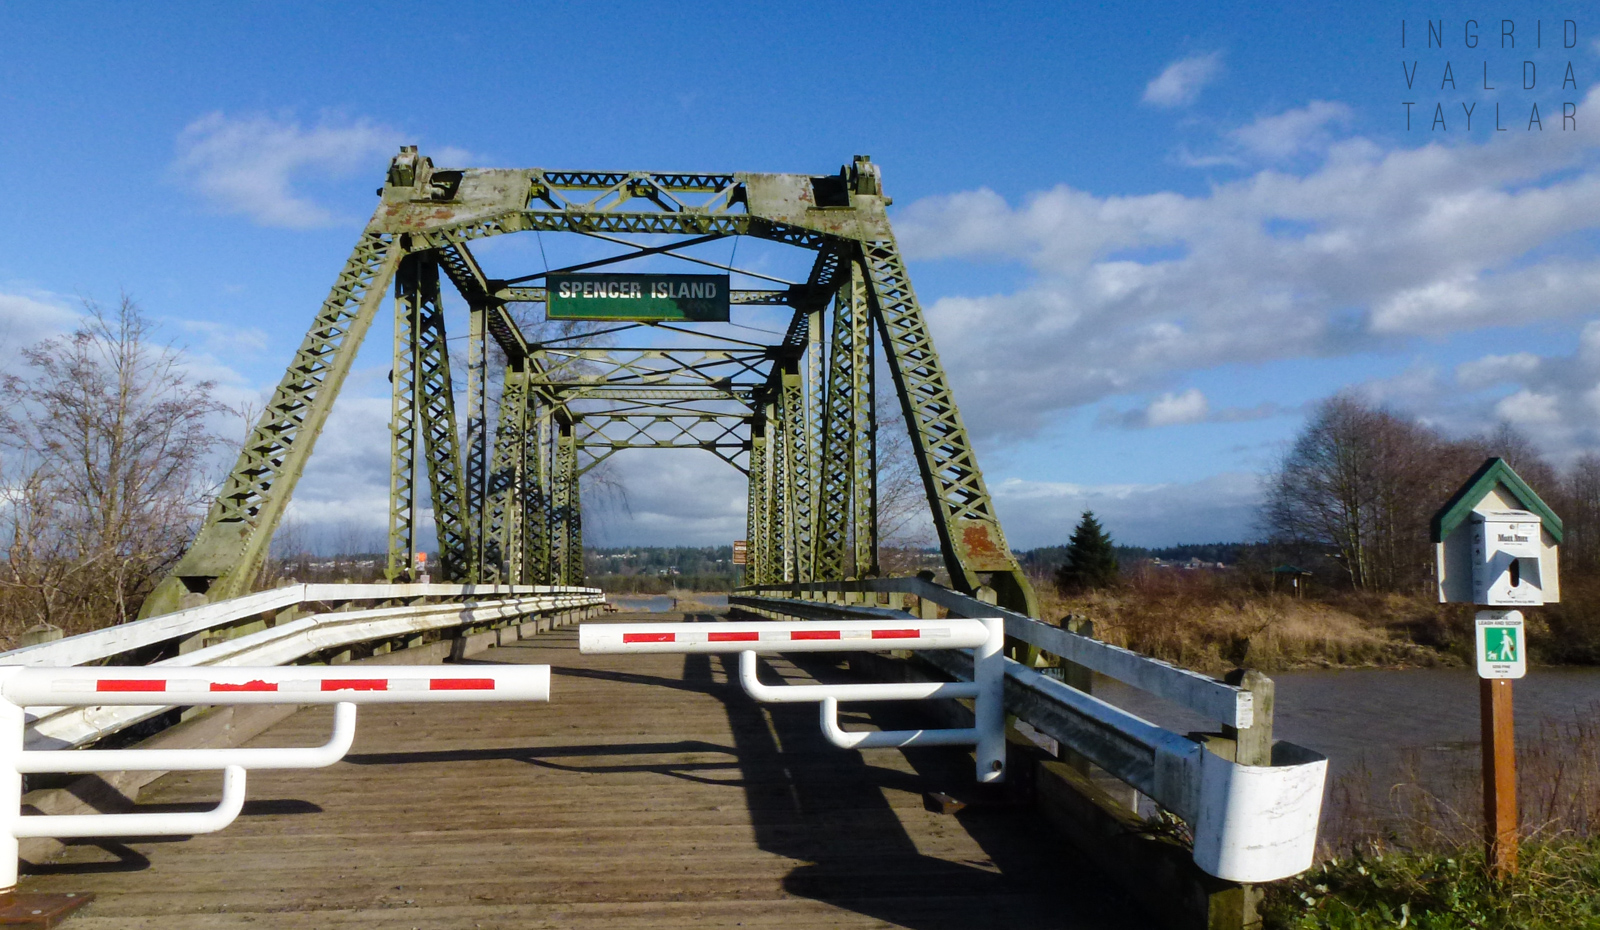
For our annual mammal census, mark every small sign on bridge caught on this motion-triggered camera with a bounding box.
[732,540,748,565]
[547,273,730,322]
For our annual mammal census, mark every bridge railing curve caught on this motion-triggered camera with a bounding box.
[731,578,1328,885]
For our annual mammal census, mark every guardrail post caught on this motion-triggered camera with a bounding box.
[1057,617,1095,775]
[1223,669,1274,767]
[1216,669,1273,928]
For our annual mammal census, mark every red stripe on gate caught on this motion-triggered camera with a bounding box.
[211,680,277,692]
[790,630,840,641]
[98,680,165,692]
[623,633,676,643]
[708,631,759,642]
[871,629,920,640]
[321,679,387,692]
[430,678,495,691]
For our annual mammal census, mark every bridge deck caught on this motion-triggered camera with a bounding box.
[22,612,1140,929]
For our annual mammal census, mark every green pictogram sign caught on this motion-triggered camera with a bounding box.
[1475,610,1527,679]
[1484,627,1518,663]
[547,273,730,322]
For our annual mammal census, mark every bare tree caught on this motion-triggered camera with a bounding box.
[263,513,312,587]
[1263,396,1470,592]
[0,296,226,633]
[874,389,938,576]
[1262,398,1568,593]
[1564,453,1600,574]
[1466,421,1560,494]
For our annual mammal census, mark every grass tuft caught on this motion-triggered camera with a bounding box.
[1263,839,1600,929]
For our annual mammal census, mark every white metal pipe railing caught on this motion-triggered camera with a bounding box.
[581,617,1007,783]
[13,766,247,839]
[737,651,979,703]
[733,580,1253,727]
[729,591,1331,883]
[19,591,597,751]
[0,663,553,893]
[579,618,991,654]
[17,703,358,773]
[2,666,550,706]
[819,697,980,749]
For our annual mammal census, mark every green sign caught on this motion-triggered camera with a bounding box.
[1484,626,1519,663]
[547,273,730,322]
[1475,609,1527,679]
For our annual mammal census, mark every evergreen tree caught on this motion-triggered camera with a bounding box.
[1054,511,1119,592]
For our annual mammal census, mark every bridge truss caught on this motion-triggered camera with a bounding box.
[143,149,1038,619]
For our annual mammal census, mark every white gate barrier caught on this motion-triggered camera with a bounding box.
[0,664,549,894]
[579,618,1007,783]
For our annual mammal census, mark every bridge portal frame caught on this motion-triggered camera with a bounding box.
[142,149,1037,620]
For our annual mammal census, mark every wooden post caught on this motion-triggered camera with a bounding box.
[1219,668,1275,927]
[1481,678,1518,877]
[1224,669,1275,767]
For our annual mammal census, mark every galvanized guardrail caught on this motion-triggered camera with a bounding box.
[732,579,1328,884]
[0,583,602,750]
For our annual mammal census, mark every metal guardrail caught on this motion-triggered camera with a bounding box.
[736,578,1251,726]
[732,581,1328,884]
[0,584,603,750]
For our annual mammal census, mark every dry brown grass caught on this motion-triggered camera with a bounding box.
[1322,702,1600,853]
[1034,569,1455,675]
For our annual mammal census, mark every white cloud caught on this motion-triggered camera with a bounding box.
[895,87,1600,438]
[0,291,80,369]
[1230,101,1353,160]
[177,319,270,357]
[1456,352,1541,388]
[284,390,398,545]
[993,472,1261,548]
[1146,388,1209,426]
[1494,389,1562,425]
[1142,52,1223,108]
[584,451,748,547]
[1330,329,1600,467]
[1098,391,1287,429]
[430,146,477,167]
[174,112,403,228]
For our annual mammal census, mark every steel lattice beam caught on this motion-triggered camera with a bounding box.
[150,148,1035,623]
[408,257,473,582]
[141,233,400,616]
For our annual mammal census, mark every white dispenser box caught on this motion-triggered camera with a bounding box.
[1471,510,1546,606]
[1435,458,1560,606]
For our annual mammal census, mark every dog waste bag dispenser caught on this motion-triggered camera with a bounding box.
[1471,509,1546,607]
[1434,457,1561,608]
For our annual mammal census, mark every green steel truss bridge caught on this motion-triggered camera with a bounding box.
[141,148,1038,621]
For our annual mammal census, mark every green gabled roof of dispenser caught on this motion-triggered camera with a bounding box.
[1431,457,1563,544]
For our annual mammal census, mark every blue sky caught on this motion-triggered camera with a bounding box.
[2,2,1599,550]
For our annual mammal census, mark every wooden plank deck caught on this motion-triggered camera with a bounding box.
[20,612,1145,929]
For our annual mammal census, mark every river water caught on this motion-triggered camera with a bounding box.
[1096,665,1600,783]
[607,594,729,613]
